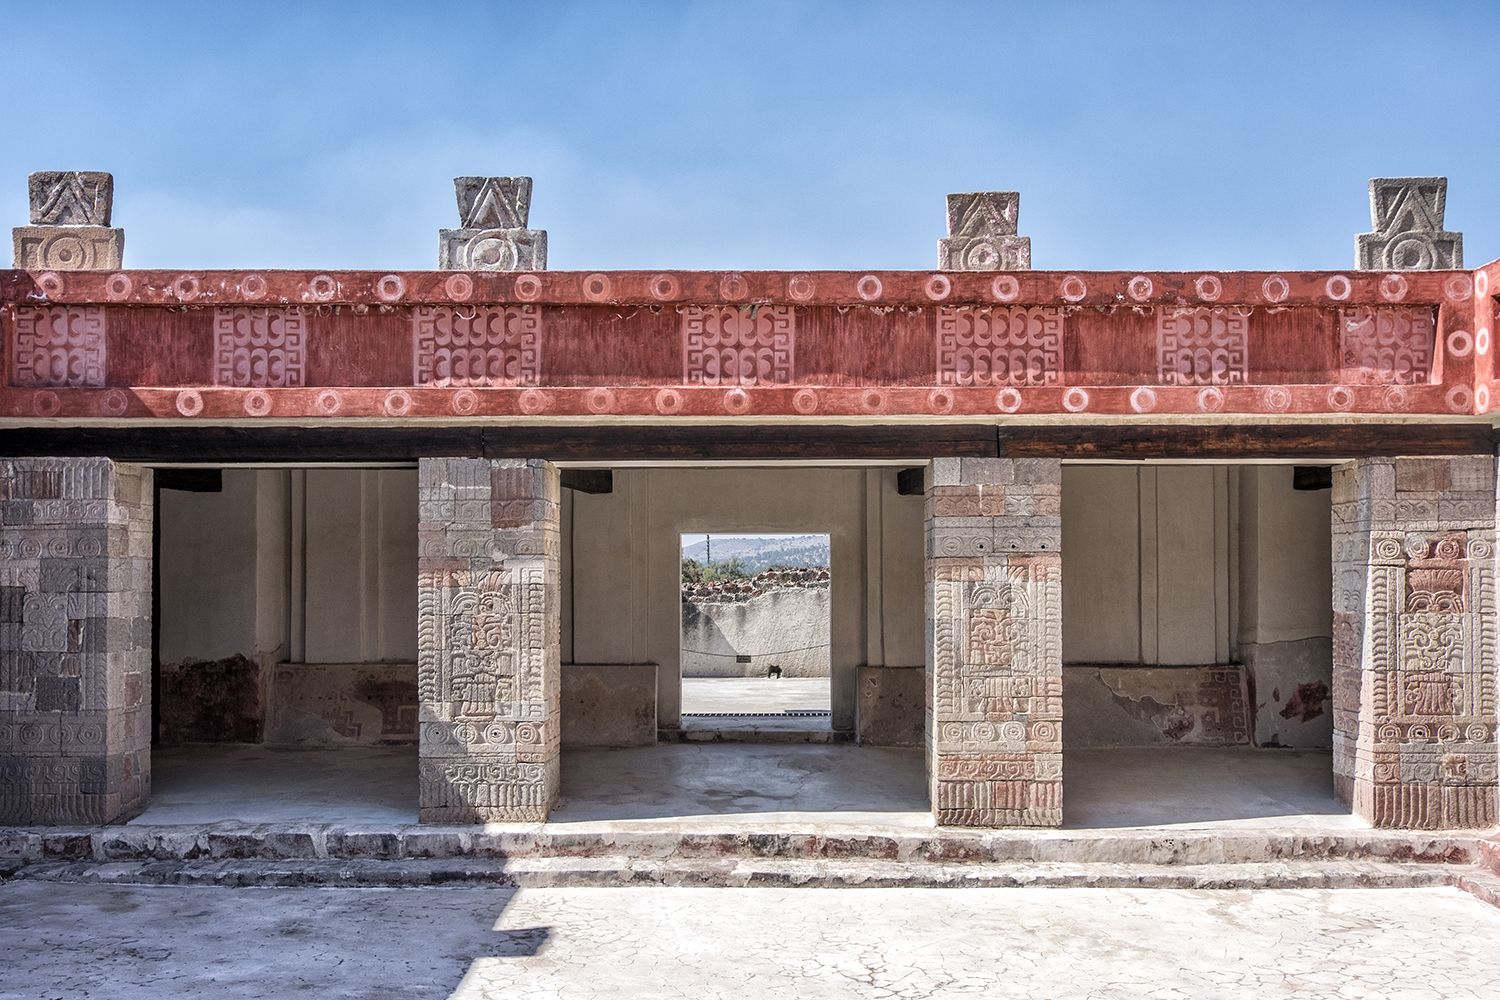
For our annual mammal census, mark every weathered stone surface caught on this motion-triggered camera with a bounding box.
[1356,177,1462,270]
[856,665,924,747]
[0,458,152,825]
[926,457,1062,827]
[938,191,1031,271]
[417,458,560,822]
[264,663,419,747]
[12,226,123,270]
[438,176,546,271]
[1331,456,1497,829]
[158,654,262,744]
[1062,666,1252,748]
[28,172,113,226]
[560,664,657,747]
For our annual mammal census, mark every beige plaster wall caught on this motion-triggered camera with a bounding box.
[564,466,925,731]
[158,469,261,664]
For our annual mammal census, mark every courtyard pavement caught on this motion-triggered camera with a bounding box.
[2,881,1499,998]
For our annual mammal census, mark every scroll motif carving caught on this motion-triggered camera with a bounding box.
[212,308,306,388]
[1156,308,1249,386]
[1339,307,1434,385]
[12,307,105,387]
[936,307,1062,387]
[413,306,541,387]
[682,306,794,386]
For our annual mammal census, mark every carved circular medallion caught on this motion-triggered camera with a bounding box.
[926,388,954,414]
[1379,273,1408,302]
[792,388,819,414]
[654,388,683,414]
[720,272,748,300]
[240,273,268,300]
[375,274,405,302]
[859,389,888,414]
[1261,275,1290,303]
[582,273,613,302]
[315,389,343,415]
[1477,385,1491,411]
[1447,330,1474,357]
[308,275,338,302]
[175,390,204,417]
[1444,274,1473,302]
[1193,275,1222,302]
[924,274,952,301]
[722,387,750,415]
[451,389,479,415]
[518,388,550,414]
[995,387,1023,413]
[99,389,129,417]
[1382,385,1410,412]
[586,387,616,414]
[1261,386,1292,412]
[1129,387,1157,413]
[463,231,519,270]
[104,272,133,301]
[1326,385,1355,411]
[991,275,1021,302]
[649,273,680,301]
[786,274,816,301]
[244,390,273,417]
[1477,327,1491,355]
[1387,236,1435,270]
[512,273,543,301]
[173,274,201,302]
[1127,275,1153,301]
[443,273,473,301]
[856,275,883,301]
[1062,386,1090,412]
[1196,386,1225,413]
[36,271,64,298]
[383,389,413,416]
[1060,275,1088,302]
[32,390,60,417]
[1324,275,1351,301]
[1445,384,1473,413]
[1476,271,1490,297]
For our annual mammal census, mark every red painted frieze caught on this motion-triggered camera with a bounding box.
[2,264,1496,421]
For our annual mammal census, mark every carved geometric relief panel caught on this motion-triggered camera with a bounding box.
[682,305,794,386]
[212,308,306,387]
[936,307,1062,387]
[413,306,541,387]
[1156,308,1249,386]
[1339,307,1434,385]
[12,307,105,387]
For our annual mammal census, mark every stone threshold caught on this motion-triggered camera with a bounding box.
[660,728,855,743]
[1,824,1485,867]
[1,856,1471,893]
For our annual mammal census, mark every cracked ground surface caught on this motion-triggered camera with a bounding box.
[3,882,1500,998]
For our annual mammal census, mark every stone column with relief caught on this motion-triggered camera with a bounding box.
[0,458,152,824]
[417,458,561,822]
[926,457,1062,827]
[12,172,124,270]
[1332,457,1497,828]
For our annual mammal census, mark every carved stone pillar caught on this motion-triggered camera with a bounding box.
[417,458,560,822]
[0,458,152,824]
[1332,457,1497,828]
[926,458,1062,827]
[438,176,547,272]
[937,192,1031,272]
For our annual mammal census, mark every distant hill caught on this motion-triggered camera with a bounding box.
[681,534,830,574]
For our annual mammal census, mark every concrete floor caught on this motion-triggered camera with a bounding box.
[132,744,1363,831]
[4,881,1499,999]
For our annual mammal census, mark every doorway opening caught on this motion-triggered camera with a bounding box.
[679,533,831,729]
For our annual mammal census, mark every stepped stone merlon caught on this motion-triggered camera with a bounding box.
[938,191,1031,271]
[438,176,547,271]
[12,171,124,270]
[1356,177,1462,270]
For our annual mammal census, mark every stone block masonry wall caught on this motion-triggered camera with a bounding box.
[1332,457,1498,829]
[0,459,152,824]
[417,458,560,822]
[927,458,1062,827]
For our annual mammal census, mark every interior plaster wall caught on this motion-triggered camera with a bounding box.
[1061,464,1331,749]
[564,467,926,731]
[156,468,418,744]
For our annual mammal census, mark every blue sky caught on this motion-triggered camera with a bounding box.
[4,1,1496,272]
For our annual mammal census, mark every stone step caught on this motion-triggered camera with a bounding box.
[0,823,1482,867]
[0,856,1467,891]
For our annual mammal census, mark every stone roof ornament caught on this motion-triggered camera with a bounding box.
[439,176,547,271]
[938,191,1031,271]
[13,171,124,270]
[1356,177,1462,270]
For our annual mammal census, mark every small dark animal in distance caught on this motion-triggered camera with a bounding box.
[767,665,782,679]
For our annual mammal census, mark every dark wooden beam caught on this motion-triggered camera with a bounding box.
[0,421,1492,464]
